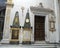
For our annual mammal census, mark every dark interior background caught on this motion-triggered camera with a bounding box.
[0,0,6,6]
[0,0,6,41]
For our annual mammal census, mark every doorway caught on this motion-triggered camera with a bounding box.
[34,15,45,41]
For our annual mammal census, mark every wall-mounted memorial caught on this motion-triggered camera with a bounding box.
[49,14,56,32]
[10,11,21,44]
[22,10,32,44]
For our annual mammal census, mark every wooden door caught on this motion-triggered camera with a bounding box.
[34,16,45,41]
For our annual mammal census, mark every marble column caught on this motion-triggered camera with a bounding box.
[54,0,59,43]
[1,0,14,43]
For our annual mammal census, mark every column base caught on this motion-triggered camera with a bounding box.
[1,39,9,44]
[22,41,34,44]
[10,41,19,44]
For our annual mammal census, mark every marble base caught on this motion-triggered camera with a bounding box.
[1,39,9,44]
[22,41,32,44]
[10,41,19,44]
[1,39,22,44]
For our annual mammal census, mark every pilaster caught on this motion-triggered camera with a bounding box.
[1,0,14,43]
[54,0,59,43]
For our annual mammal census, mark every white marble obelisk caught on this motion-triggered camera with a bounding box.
[1,0,14,43]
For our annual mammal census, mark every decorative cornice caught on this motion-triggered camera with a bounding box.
[30,6,54,15]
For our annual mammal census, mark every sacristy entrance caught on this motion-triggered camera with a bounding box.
[34,15,45,41]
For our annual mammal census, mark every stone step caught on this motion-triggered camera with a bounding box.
[0,43,57,48]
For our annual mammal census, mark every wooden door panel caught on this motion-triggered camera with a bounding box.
[34,16,45,41]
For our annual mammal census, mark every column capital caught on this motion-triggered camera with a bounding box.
[6,0,14,7]
[7,0,12,3]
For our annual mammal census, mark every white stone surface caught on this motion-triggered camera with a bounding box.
[58,0,60,42]
[0,43,57,48]
[54,0,59,43]
[10,0,54,26]
[10,0,59,43]
[1,0,60,44]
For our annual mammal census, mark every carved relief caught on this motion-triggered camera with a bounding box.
[49,14,56,32]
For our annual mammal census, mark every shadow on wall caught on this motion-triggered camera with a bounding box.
[0,0,6,41]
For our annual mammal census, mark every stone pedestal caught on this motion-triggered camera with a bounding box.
[22,28,32,44]
[10,27,21,44]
